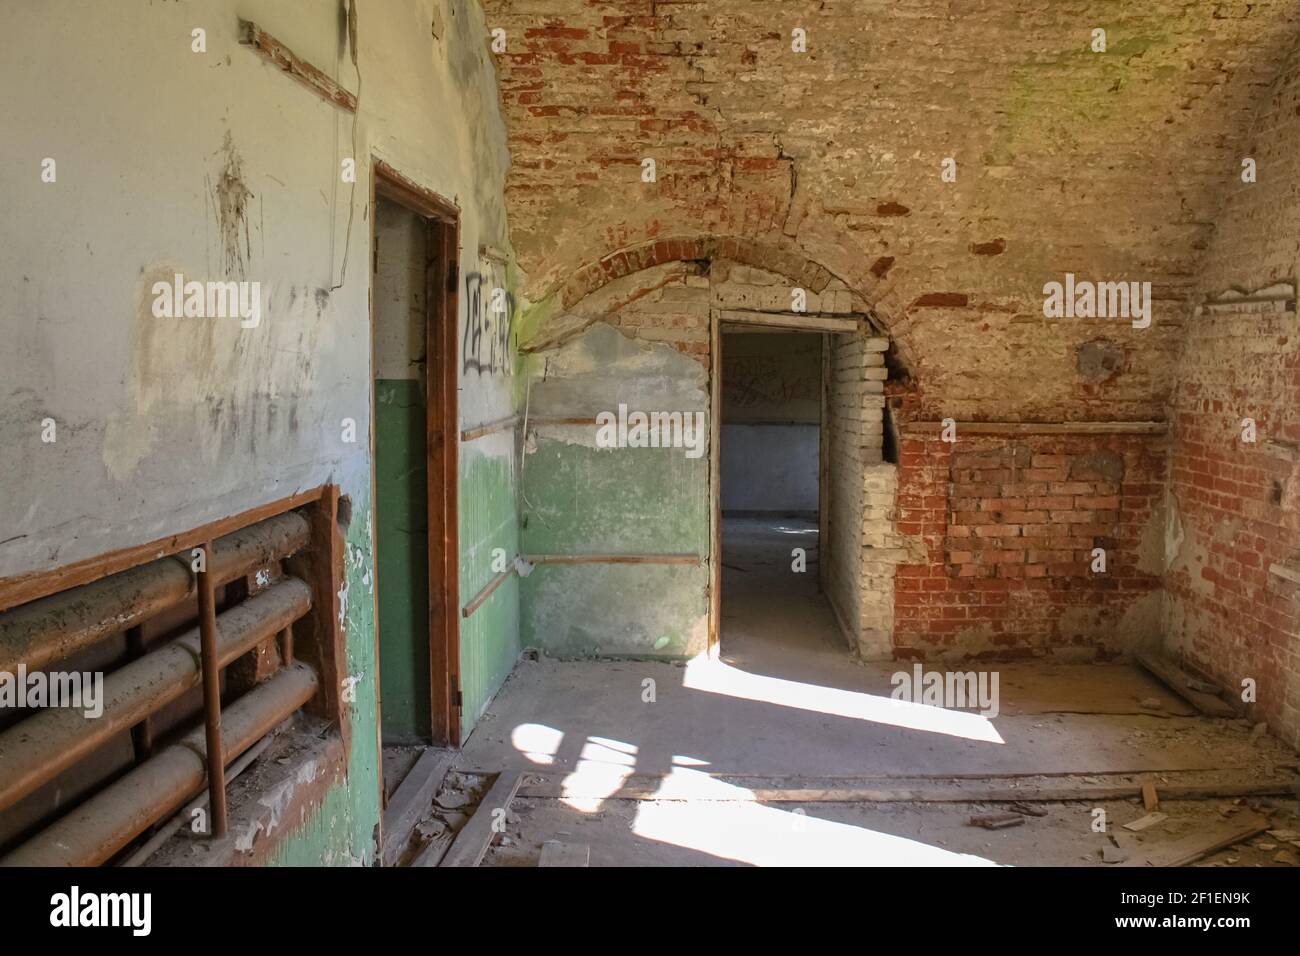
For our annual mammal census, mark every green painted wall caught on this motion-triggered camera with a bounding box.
[458,451,521,737]
[523,441,708,554]
[270,497,382,867]
[516,322,712,661]
[373,379,432,743]
[520,441,710,659]
[521,562,707,658]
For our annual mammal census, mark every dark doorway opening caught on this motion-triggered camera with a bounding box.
[370,162,461,785]
[718,329,845,672]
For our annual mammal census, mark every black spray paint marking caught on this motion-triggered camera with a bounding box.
[462,269,514,375]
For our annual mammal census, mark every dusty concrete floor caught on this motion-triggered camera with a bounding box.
[461,516,1300,866]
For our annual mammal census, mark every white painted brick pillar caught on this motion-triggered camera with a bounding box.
[826,333,906,659]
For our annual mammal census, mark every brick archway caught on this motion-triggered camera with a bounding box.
[533,233,918,380]
[518,232,913,661]
[552,234,880,319]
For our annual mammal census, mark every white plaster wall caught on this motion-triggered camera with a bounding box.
[373,197,427,382]
[720,423,819,511]
[0,0,517,577]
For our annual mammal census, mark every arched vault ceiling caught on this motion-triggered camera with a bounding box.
[484,0,1300,418]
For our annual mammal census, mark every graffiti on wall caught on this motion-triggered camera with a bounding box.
[463,256,514,376]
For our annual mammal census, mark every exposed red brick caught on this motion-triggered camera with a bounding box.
[911,292,969,308]
[875,201,910,216]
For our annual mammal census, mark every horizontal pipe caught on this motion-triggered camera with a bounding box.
[462,568,513,618]
[527,417,601,428]
[0,511,310,675]
[460,415,519,442]
[0,578,311,811]
[900,420,1167,436]
[118,732,277,867]
[524,553,704,566]
[0,662,318,867]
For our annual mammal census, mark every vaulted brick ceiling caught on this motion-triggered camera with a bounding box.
[485,0,1300,420]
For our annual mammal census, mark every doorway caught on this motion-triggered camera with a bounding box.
[370,163,460,776]
[716,326,848,676]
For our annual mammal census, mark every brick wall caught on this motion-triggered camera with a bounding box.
[824,334,905,658]
[893,425,1165,661]
[1162,42,1300,746]
[1165,301,1300,747]
[486,0,1299,421]
[492,2,1300,686]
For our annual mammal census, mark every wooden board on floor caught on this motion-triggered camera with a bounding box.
[409,830,454,868]
[1134,649,1236,718]
[381,748,454,866]
[1118,816,1269,867]
[439,772,523,868]
[515,772,1299,804]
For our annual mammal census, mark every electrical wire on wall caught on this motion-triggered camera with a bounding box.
[517,364,555,532]
[330,0,362,292]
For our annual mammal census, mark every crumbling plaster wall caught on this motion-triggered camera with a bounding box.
[517,254,883,658]
[0,0,519,864]
[519,266,712,659]
[489,0,1300,664]
[517,255,900,659]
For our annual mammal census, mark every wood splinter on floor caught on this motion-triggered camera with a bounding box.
[968,812,1025,830]
[1123,812,1168,832]
[1141,781,1160,811]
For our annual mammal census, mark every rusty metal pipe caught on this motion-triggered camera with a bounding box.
[124,625,152,763]
[118,731,277,867]
[0,511,311,674]
[195,542,227,838]
[0,578,311,811]
[0,662,318,867]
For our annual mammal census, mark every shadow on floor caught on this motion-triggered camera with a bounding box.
[459,516,1296,865]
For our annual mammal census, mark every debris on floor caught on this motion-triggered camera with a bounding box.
[392,770,494,867]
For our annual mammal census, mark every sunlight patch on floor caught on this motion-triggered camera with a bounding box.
[510,722,564,765]
[683,655,1005,743]
[630,772,1000,867]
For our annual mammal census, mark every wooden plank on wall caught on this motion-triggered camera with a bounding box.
[460,415,519,442]
[238,19,358,112]
[718,309,859,333]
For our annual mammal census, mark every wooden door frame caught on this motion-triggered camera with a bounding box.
[708,309,722,655]
[369,158,462,750]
